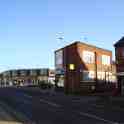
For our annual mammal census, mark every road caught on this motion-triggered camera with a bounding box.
[0,87,123,124]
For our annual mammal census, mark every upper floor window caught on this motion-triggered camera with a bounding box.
[20,70,27,76]
[12,71,18,76]
[30,70,37,76]
[82,51,95,64]
[102,55,110,65]
[55,50,63,65]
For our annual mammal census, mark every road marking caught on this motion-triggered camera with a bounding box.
[92,103,124,112]
[79,112,118,124]
[40,99,61,108]
[21,92,119,123]
[22,93,61,108]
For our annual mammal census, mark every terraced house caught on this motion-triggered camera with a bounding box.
[55,41,117,94]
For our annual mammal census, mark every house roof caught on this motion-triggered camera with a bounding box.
[55,41,112,53]
[114,37,124,47]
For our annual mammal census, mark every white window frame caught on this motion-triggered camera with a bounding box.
[102,55,110,65]
[82,51,95,64]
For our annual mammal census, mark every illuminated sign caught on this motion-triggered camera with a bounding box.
[69,64,75,70]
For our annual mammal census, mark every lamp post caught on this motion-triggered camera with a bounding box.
[55,32,65,90]
[95,52,97,84]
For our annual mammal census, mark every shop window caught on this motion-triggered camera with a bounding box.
[81,71,94,81]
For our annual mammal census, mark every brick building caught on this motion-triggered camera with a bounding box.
[114,37,124,95]
[55,41,116,94]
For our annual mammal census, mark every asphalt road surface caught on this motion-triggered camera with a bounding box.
[0,87,123,124]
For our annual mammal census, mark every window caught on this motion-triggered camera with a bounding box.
[102,55,110,65]
[12,70,18,76]
[30,70,37,76]
[97,55,101,62]
[55,50,63,65]
[82,71,95,81]
[20,70,27,76]
[40,69,48,76]
[82,51,95,64]
[97,72,105,80]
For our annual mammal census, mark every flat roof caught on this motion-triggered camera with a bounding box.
[55,41,112,53]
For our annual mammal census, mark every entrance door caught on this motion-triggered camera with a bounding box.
[121,78,124,95]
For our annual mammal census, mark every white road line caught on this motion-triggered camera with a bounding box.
[40,99,61,108]
[23,94,61,108]
[22,93,118,123]
[79,112,118,124]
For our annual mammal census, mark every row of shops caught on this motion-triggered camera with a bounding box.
[0,69,55,87]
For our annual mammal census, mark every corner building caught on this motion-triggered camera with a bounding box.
[55,42,116,94]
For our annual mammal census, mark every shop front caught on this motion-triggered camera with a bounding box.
[55,69,65,91]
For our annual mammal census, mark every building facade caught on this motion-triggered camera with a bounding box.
[55,42,117,94]
[114,37,124,95]
[0,68,55,87]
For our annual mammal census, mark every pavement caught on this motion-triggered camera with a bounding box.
[0,101,22,124]
[0,87,124,124]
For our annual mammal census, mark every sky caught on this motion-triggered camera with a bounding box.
[0,0,124,72]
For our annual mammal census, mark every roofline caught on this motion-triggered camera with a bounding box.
[0,68,50,74]
[77,41,112,52]
[55,41,112,53]
[55,42,78,53]
[114,36,124,47]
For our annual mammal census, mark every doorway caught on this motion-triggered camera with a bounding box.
[121,77,124,95]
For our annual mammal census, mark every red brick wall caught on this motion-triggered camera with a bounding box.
[63,43,80,93]
[115,47,124,72]
[62,42,112,93]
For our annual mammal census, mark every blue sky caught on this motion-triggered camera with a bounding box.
[0,0,124,72]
